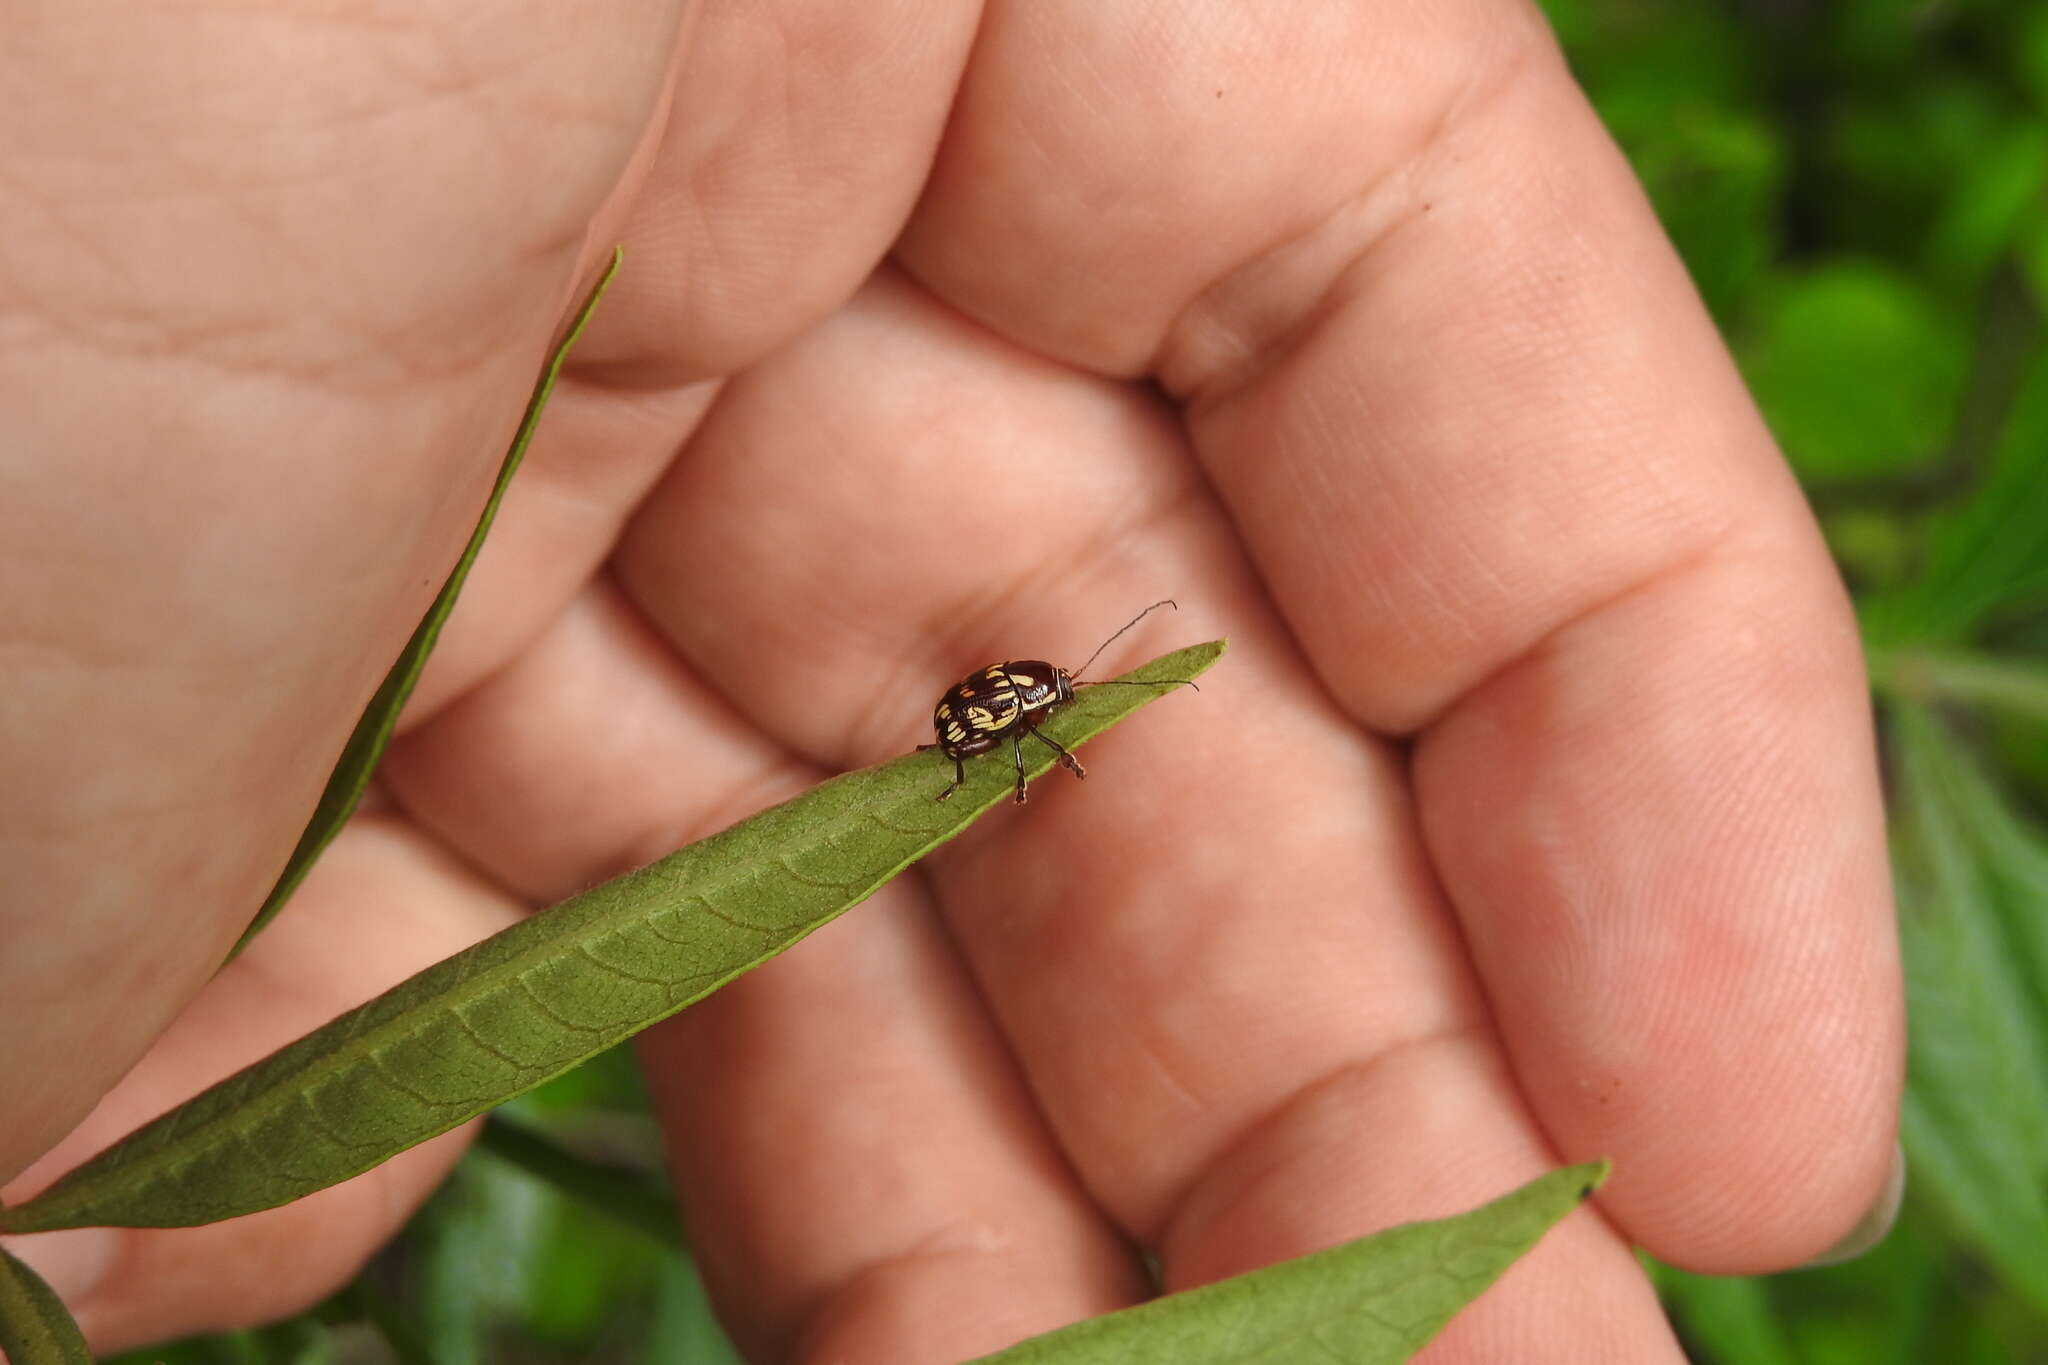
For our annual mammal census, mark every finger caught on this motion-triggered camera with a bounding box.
[407,0,988,718]
[0,817,519,1352]
[591,0,984,385]
[903,0,1899,1269]
[382,586,1148,1363]
[609,267,1685,1361]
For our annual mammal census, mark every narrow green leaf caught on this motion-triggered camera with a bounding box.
[0,642,1223,1234]
[231,248,626,957]
[0,1243,93,1365]
[1890,702,2048,1317]
[967,1162,1608,1364]
[1894,690,2048,1030]
[1870,649,2048,723]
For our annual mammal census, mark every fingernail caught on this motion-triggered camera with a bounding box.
[1,1227,120,1305]
[1799,1139,1906,1269]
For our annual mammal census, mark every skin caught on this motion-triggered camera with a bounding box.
[0,1,1902,1360]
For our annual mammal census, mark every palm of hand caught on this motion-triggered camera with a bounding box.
[0,4,1899,1361]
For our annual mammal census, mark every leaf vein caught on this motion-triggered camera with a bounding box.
[685,893,786,938]
[516,964,611,1036]
[440,1005,551,1082]
[771,854,860,895]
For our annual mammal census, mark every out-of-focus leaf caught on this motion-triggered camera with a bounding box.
[967,1163,1607,1364]
[242,1318,338,1365]
[1875,646,2048,826]
[1545,0,1750,104]
[1821,506,1917,596]
[400,1128,681,1362]
[405,1148,543,1365]
[1871,650,2048,725]
[1891,685,2048,1032]
[1769,1201,1945,1365]
[1650,1263,1798,1365]
[0,643,1223,1235]
[518,1178,663,1350]
[1890,702,2048,1318]
[1738,261,1967,485]
[1925,123,2048,291]
[1862,346,2048,646]
[0,1244,91,1364]
[101,1331,279,1365]
[476,1117,677,1250]
[2015,5,2048,121]
[2019,203,2048,318]
[645,1254,746,1365]
[1821,76,2006,263]
[1539,0,1779,321]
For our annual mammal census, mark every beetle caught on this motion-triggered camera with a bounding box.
[921,600,1198,805]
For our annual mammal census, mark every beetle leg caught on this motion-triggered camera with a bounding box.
[1029,728,1086,780]
[1011,732,1030,803]
[935,754,965,802]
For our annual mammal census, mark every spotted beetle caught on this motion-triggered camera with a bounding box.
[921,600,1198,805]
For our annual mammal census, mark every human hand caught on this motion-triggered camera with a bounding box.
[0,3,1901,1360]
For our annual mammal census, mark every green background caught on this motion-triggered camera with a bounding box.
[117,0,2048,1359]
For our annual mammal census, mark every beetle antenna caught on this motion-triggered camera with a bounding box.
[1073,599,1177,680]
[1079,677,1202,693]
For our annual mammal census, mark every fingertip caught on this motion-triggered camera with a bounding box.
[1797,1138,1906,1269]
[0,1226,118,1313]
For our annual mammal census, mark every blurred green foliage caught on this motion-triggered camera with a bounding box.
[108,0,2048,1360]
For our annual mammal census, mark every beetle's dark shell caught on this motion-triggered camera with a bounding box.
[931,661,1074,758]
[921,599,1188,805]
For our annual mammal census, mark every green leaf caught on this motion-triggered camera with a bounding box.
[1889,692,2048,1064]
[0,641,1223,1234]
[1761,1202,1963,1365]
[2021,5,2048,114]
[0,1243,92,1365]
[1738,261,1967,485]
[230,248,626,958]
[1870,650,2048,725]
[1889,702,2048,1318]
[2021,209,2048,317]
[1861,343,2048,647]
[398,1153,539,1365]
[1818,75,2005,264]
[645,1253,747,1365]
[1648,1263,1799,1365]
[966,1162,1608,1364]
[474,1116,679,1250]
[1923,122,2048,291]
